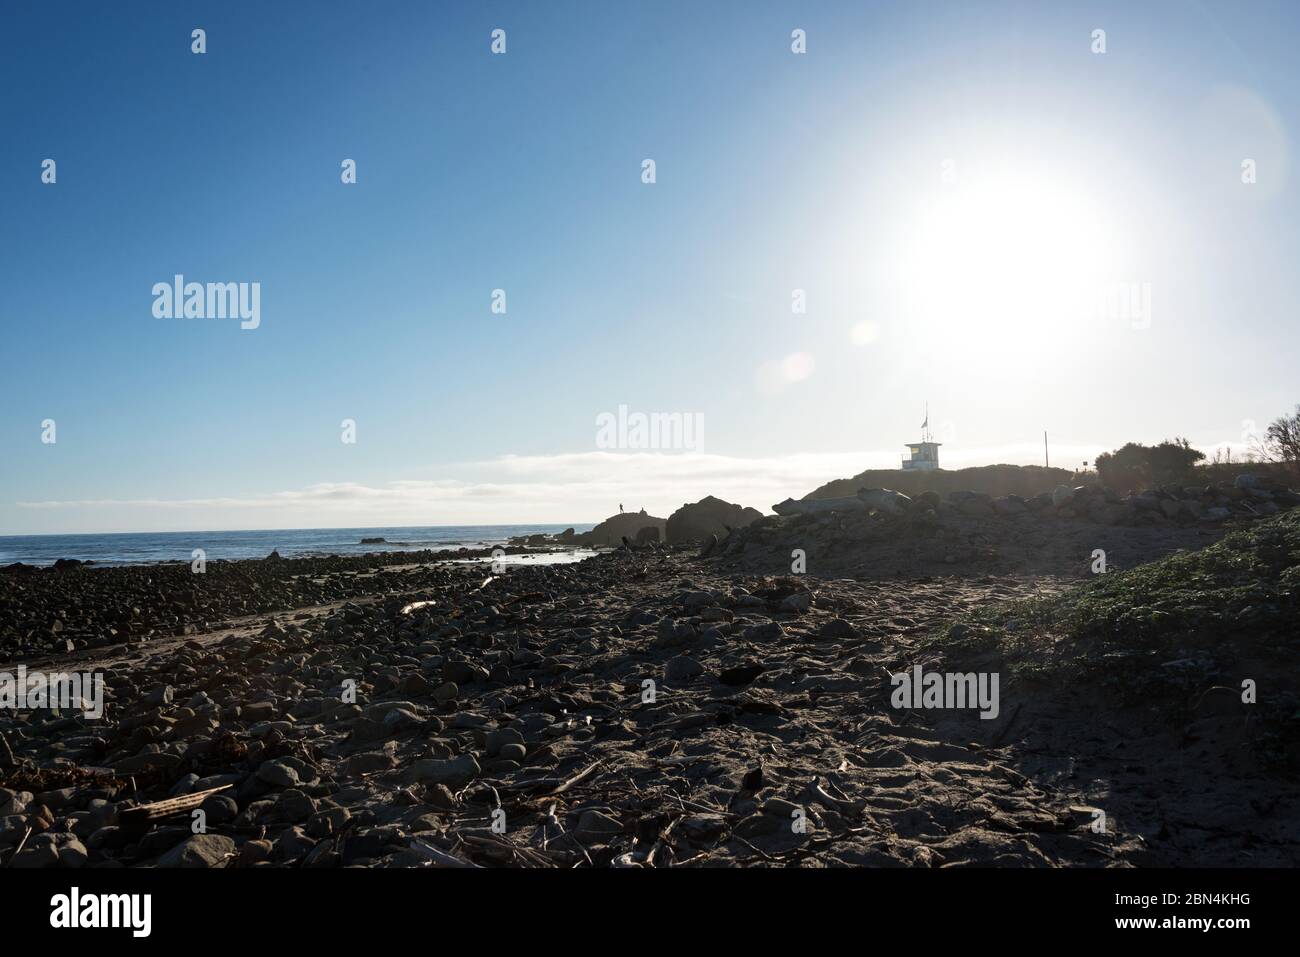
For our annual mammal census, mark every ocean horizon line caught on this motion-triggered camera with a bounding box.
[0,521,595,541]
[0,523,599,568]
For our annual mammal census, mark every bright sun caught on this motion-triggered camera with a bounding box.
[892,171,1130,374]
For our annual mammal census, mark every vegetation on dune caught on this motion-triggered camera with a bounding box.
[1092,401,1300,491]
[926,509,1300,767]
[1094,437,1204,492]
[1260,404,1300,476]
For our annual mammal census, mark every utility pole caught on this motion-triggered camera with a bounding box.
[1044,431,1049,468]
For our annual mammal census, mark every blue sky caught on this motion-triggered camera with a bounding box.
[2,0,1298,533]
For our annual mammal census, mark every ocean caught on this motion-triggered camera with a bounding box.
[0,524,595,567]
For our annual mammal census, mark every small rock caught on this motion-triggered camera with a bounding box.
[275,789,318,823]
[343,750,397,777]
[574,809,622,841]
[742,622,783,642]
[239,839,273,866]
[307,806,352,839]
[498,742,527,763]
[665,655,704,684]
[256,759,301,788]
[57,838,89,868]
[818,618,860,639]
[199,794,239,826]
[411,753,480,789]
[780,591,813,613]
[485,727,525,756]
[158,834,236,868]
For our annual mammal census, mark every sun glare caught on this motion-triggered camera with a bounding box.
[892,171,1129,374]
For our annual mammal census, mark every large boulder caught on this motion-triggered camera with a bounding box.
[773,495,862,516]
[949,490,994,517]
[857,488,912,515]
[666,496,763,544]
[576,510,667,547]
[634,525,662,545]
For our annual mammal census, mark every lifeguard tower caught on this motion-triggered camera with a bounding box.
[902,406,941,471]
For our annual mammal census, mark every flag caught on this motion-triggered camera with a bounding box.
[921,415,928,429]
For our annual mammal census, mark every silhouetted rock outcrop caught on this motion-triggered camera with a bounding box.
[576,510,666,547]
[665,496,763,544]
[634,525,662,545]
[711,477,1300,579]
[806,464,1075,502]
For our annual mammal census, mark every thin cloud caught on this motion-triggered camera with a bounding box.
[12,443,1136,535]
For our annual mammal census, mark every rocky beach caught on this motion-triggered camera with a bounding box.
[3,474,1297,869]
[8,3,1299,939]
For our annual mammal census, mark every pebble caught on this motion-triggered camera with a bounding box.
[411,754,480,789]
[307,806,351,838]
[7,530,1281,870]
[275,789,318,823]
[199,794,239,826]
[665,654,704,683]
[498,742,527,763]
[484,728,525,756]
[743,622,785,641]
[343,750,397,777]
[574,809,623,840]
[818,618,861,639]
[157,834,236,868]
[780,592,813,613]
[256,759,302,788]
[239,839,273,866]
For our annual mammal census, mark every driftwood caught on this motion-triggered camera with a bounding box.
[406,838,482,868]
[118,783,234,836]
[504,760,601,798]
[3,827,32,867]
[398,599,437,616]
